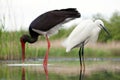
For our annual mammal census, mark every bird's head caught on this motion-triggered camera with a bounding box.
[95,19,110,36]
[20,34,30,43]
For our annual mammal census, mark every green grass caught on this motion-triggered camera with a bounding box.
[0,11,120,60]
[0,30,120,60]
[0,44,120,60]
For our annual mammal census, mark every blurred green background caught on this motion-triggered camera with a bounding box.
[0,12,120,60]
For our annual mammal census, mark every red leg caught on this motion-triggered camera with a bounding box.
[43,35,51,80]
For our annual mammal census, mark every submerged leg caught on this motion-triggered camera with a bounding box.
[81,42,85,80]
[79,42,85,80]
[22,67,25,80]
[79,47,82,80]
[43,35,51,80]
[79,67,82,80]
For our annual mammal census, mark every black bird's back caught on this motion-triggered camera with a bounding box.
[29,8,80,37]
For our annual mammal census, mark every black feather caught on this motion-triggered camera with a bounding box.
[29,8,80,37]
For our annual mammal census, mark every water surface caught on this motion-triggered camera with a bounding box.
[0,58,120,80]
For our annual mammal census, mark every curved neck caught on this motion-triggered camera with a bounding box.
[20,34,38,63]
[27,36,38,43]
[21,34,38,43]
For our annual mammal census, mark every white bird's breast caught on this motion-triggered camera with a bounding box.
[62,20,96,52]
[89,26,101,43]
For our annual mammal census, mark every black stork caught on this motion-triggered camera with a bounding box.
[20,8,80,79]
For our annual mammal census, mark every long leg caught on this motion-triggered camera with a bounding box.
[79,42,85,80]
[79,47,82,80]
[43,35,51,80]
[79,47,82,70]
[81,42,85,70]
[81,42,85,80]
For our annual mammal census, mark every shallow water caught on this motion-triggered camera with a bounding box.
[0,58,120,80]
[1,57,120,62]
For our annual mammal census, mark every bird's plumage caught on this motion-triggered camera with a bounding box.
[62,19,110,76]
[62,19,102,52]
[29,8,80,37]
[20,8,80,69]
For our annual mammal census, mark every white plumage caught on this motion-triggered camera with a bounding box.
[62,19,107,52]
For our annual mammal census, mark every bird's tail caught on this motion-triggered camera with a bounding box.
[60,8,81,18]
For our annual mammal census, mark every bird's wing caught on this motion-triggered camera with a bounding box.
[62,20,94,52]
[30,8,80,31]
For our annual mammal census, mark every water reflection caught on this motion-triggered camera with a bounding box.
[79,64,85,80]
[19,66,85,80]
[22,67,25,80]
[20,64,85,80]
[0,58,119,80]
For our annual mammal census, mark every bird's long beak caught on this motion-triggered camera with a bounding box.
[100,24,110,36]
[20,40,25,63]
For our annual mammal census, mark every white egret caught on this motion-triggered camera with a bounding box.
[62,19,110,69]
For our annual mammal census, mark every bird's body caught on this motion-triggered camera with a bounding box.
[20,8,80,80]
[29,8,80,38]
[62,19,110,73]
[62,19,108,52]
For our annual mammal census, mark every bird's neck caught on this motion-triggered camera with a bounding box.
[27,36,38,43]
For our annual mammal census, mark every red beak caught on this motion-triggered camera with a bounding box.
[20,41,25,63]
